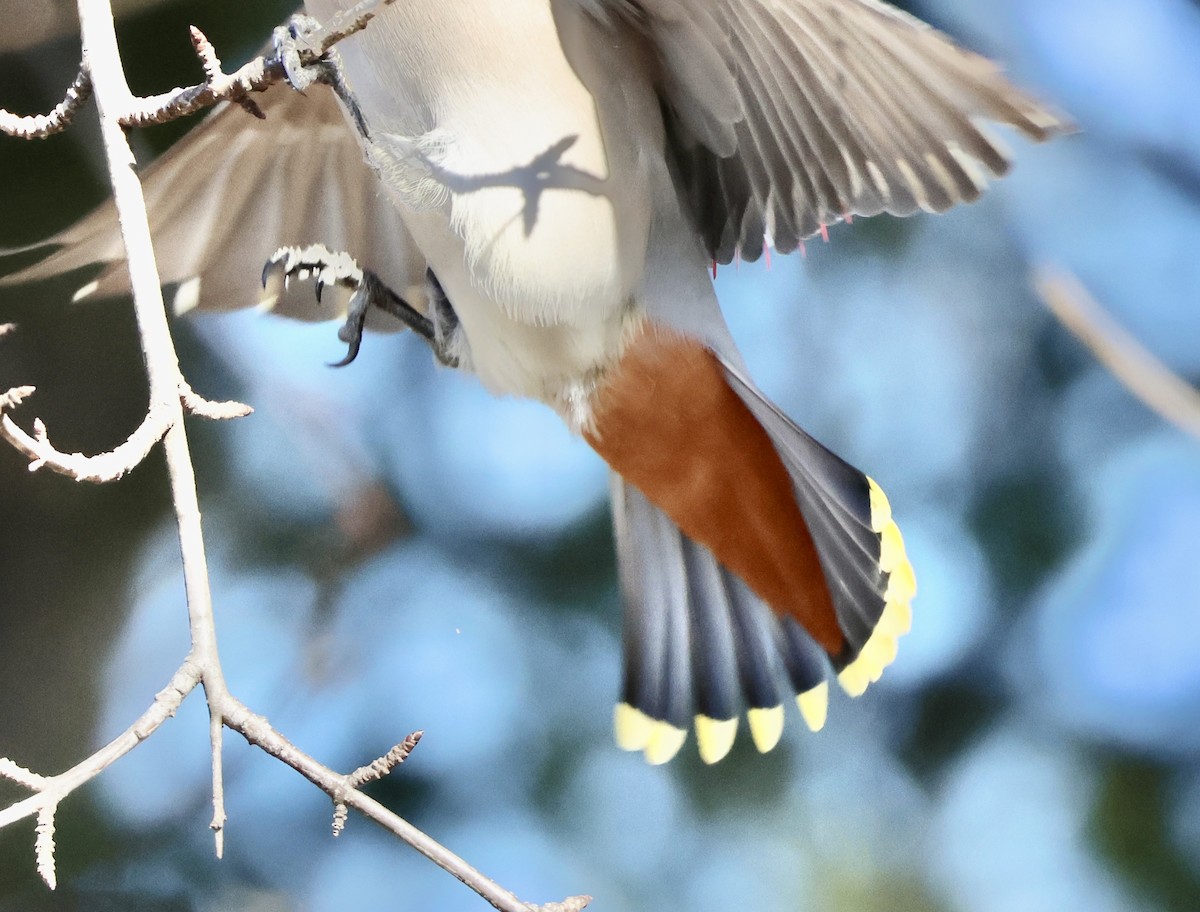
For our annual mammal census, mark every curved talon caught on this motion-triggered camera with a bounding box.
[262,245,455,367]
[328,331,363,368]
[330,304,368,367]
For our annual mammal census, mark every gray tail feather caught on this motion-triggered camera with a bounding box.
[612,476,837,766]
[609,368,914,765]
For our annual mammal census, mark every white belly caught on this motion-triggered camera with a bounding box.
[305,0,664,412]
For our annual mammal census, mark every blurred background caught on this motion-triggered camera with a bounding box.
[1,1,1199,910]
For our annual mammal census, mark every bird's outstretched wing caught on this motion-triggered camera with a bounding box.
[1,80,426,322]
[596,0,1072,261]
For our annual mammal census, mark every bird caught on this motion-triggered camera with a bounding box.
[3,0,1070,765]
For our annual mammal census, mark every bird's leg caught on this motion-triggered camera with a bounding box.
[262,245,457,368]
[273,14,372,141]
[422,269,461,365]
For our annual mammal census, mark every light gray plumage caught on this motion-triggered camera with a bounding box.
[5,82,427,324]
[1,0,1069,763]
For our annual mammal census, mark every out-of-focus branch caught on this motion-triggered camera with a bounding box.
[1035,266,1200,438]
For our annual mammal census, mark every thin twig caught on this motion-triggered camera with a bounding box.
[0,385,36,412]
[218,700,539,912]
[348,732,423,787]
[209,709,227,859]
[1,2,587,908]
[0,3,400,136]
[1035,265,1200,438]
[0,407,173,482]
[0,68,92,140]
[35,806,58,889]
[1,664,554,912]
[77,0,236,866]
[179,380,253,420]
[121,43,280,128]
[334,732,424,836]
[0,759,48,790]
[316,0,400,51]
[120,0,400,128]
[535,899,593,912]
[0,661,204,830]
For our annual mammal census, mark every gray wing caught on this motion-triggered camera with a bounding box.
[0,80,426,323]
[599,0,1071,261]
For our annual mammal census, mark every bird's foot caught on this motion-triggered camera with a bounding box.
[262,244,454,368]
[272,15,372,138]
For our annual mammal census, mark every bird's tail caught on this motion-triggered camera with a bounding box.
[586,325,913,764]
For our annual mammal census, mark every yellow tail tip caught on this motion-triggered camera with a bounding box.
[614,703,653,752]
[644,722,687,765]
[879,520,906,574]
[866,477,893,533]
[877,599,913,637]
[695,715,739,764]
[837,629,900,697]
[796,682,829,732]
[837,661,872,698]
[747,705,785,753]
[885,556,917,603]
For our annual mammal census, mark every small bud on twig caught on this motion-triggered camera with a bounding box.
[348,731,423,788]
[35,805,57,890]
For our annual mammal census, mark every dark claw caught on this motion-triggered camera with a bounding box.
[328,294,369,368]
[329,319,364,367]
[328,336,361,368]
[261,261,272,289]
[316,279,325,303]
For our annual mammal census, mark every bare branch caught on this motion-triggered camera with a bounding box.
[218,698,540,912]
[334,732,424,837]
[189,26,265,119]
[0,328,217,488]
[1035,266,1200,438]
[120,0,401,129]
[35,805,58,890]
[0,3,401,138]
[179,380,253,420]
[0,758,48,790]
[316,0,401,51]
[348,731,424,788]
[1,2,590,908]
[532,897,593,912]
[0,661,203,830]
[208,708,227,860]
[331,802,350,838]
[0,408,173,482]
[4,655,572,909]
[0,68,92,140]
[121,39,281,128]
[0,385,36,411]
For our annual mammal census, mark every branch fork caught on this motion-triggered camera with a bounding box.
[0,3,591,911]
